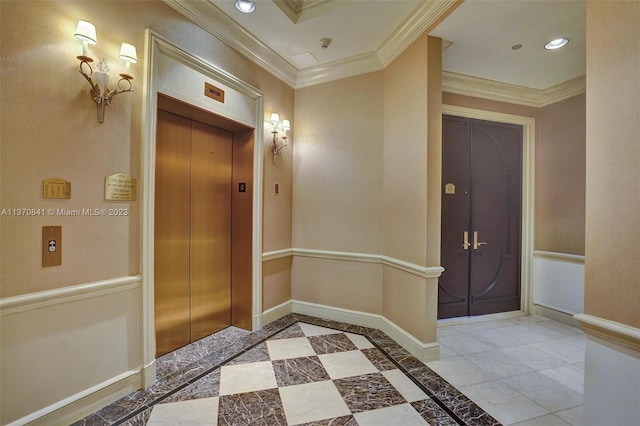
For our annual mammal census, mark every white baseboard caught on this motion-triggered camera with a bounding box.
[534,303,580,326]
[261,299,439,363]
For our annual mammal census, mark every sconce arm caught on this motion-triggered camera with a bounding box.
[104,77,133,106]
[78,60,101,102]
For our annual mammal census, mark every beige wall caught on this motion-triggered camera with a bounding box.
[584,0,639,328]
[0,0,293,298]
[292,72,384,253]
[537,94,586,255]
[290,71,384,313]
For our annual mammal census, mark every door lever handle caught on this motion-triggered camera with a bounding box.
[473,231,487,250]
[463,231,471,250]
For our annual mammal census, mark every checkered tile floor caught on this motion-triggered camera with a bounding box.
[146,322,443,425]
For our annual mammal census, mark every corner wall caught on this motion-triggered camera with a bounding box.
[580,1,640,424]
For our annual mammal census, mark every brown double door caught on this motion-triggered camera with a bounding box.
[438,115,522,319]
[155,109,232,356]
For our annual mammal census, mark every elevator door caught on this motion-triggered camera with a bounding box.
[155,109,232,357]
[438,115,522,319]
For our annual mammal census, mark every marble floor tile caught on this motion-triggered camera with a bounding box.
[460,381,549,425]
[464,350,534,378]
[308,333,360,354]
[437,333,496,355]
[539,364,584,394]
[333,372,406,413]
[471,327,526,348]
[146,397,218,426]
[498,344,569,371]
[493,325,553,345]
[218,388,286,425]
[299,322,343,337]
[510,413,572,426]
[266,336,316,360]
[381,369,428,402]
[427,356,497,387]
[360,347,397,371]
[279,380,351,425]
[345,332,374,349]
[272,355,330,386]
[352,403,429,426]
[218,360,277,395]
[531,338,586,364]
[319,350,378,379]
[503,372,583,412]
[556,405,584,425]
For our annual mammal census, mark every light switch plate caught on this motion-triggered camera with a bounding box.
[42,226,62,267]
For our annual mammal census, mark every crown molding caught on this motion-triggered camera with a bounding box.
[295,52,383,88]
[161,0,298,87]
[377,0,459,68]
[443,71,586,108]
[163,0,460,89]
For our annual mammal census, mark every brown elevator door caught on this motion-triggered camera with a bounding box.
[155,109,233,357]
[438,115,522,319]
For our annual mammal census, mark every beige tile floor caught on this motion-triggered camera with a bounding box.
[429,313,585,425]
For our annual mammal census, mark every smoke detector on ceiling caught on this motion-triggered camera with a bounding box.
[320,38,331,49]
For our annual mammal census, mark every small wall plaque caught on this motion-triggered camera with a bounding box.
[43,177,71,199]
[445,183,456,195]
[105,173,137,201]
[204,82,225,103]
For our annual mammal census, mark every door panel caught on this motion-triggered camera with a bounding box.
[155,110,192,356]
[438,116,522,319]
[438,116,472,318]
[469,120,522,315]
[190,121,232,341]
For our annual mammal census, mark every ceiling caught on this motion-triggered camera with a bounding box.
[164,0,586,91]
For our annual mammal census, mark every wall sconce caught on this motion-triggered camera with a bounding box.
[74,20,137,123]
[270,113,291,165]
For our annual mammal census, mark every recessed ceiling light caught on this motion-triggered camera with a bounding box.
[235,0,256,14]
[544,38,569,50]
[511,43,523,50]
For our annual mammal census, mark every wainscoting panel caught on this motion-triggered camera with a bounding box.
[533,251,584,320]
[0,276,143,425]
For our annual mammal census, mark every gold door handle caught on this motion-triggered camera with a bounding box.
[473,231,488,250]
[463,231,471,250]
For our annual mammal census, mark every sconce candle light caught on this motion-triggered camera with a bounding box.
[270,113,291,164]
[74,20,137,123]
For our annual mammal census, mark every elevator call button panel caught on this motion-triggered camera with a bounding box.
[42,226,62,267]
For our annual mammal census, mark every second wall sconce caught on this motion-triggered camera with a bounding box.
[270,113,291,165]
[74,20,138,123]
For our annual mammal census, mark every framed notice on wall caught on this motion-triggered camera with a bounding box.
[104,173,136,201]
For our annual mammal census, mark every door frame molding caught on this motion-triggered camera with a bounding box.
[140,30,264,388]
[441,104,535,316]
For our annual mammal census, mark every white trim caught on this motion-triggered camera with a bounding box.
[0,276,141,316]
[533,250,585,264]
[574,313,640,351]
[5,370,141,426]
[161,0,297,87]
[262,248,444,279]
[533,304,580,326]
[441,105,536,315]
[142,30,265,385]
[261,300,293,325]
[288,300,440,362]
[443,72,586,107]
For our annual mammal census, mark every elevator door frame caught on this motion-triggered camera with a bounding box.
[441,104,535,318]
[141,31,265,389]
